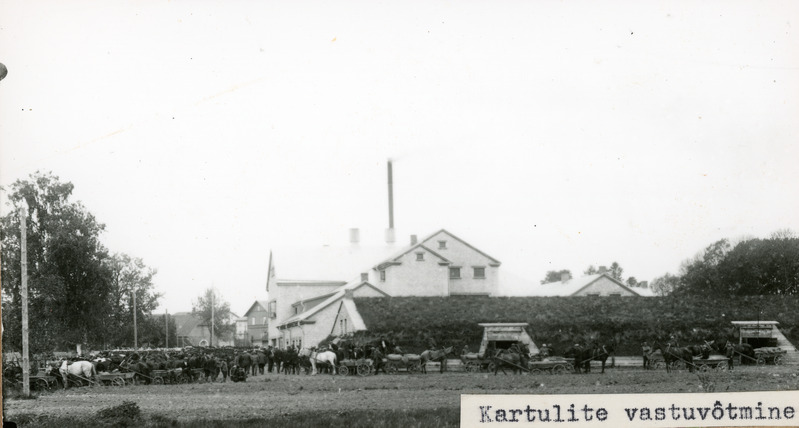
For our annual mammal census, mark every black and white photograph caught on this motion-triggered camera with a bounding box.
[1,1,798,427]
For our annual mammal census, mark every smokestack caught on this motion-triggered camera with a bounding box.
[387,160,394,229]
[410,234,418,245]
[598,266,608,274]
[349,228,360,244]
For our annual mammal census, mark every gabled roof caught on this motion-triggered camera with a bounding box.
[532,274,643,296]
[419,229,501,266]
[244,300,270,317]
[374,243,451,269]
[172,312,202,337]
[278,278,389,327]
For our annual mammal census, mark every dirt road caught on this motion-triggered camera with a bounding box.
[5,366,798,422]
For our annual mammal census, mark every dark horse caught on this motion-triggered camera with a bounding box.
[725,342,755,369]
[653,342,694,373]
[564,343,614,374]
[492,343,530,375]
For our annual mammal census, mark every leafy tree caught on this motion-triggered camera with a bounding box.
[137,314,177,348]
[103,253,161,347]
[649,273,680,296]
[1,172,113,351]
[192,288,233,346]
[540,269,572,284]
[608,262,624,281]
[583,265,598,275]
[625,277,638,288]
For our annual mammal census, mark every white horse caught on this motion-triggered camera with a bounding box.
[309,349,337,375]
[59,360,97,388]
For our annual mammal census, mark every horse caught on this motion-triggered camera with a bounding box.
[653,342,694,373]
[491,344,530,375]
[420,346,453,374]
[725,342,755,369]
[564,343,614,374]
[308,348,337,375]
[59,359,97,388]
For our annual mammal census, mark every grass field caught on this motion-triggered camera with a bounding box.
[4,365,798,427]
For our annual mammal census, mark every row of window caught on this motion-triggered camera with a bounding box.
[379,266,486,281]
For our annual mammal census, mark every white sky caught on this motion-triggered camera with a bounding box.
[2,1,798,314]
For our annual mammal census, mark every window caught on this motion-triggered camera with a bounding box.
[438,240,447,249]
[449,267,461,279]
[416,252,425,261]
[294,306,299,315]
[473,267,486,278]
[609,293,621,297]
[250,317,255,326]
[380,270,386,282]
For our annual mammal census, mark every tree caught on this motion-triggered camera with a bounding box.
[674,234,798,296]
[625,277,638,288]
[584,265,598,275]
[137,313,177,348]
[1,172,113,351]
[540,269,572,284]
[192,288,234,346]
[103,253,161,347]
[608,262,624,281]
[649,273,680,296]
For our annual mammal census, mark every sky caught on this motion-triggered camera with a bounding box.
[2,1,798,315]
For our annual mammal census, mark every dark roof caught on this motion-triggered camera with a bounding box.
[172,312,202,337]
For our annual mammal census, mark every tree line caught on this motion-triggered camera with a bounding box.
[1,172,175,352]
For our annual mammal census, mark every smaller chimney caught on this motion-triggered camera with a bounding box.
[349,228,360,244]
[344,289,354,299]
[360,272,368,282]
[410,234,418,245]
[598,266,608,274]
[561,272,571,282]
[385,228,396,244]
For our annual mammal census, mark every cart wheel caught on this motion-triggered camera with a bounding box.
[551,365,568,375]
[773,355,783,365]
[487,362,497,373]
[153,376,164,385]
[654,361,665,369]
[697,364,709,372]
[113,378,125,387]
[35,378,51,392]
[714,361,728,371]
[408,363,420,373]
[756,356,766,366]
[338,365,349,376]
[530,368,543,375]
[386,365,398,374]
[357,364,372,376]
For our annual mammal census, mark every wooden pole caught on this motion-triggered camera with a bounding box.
[210,290,214,347]
[165,310,168,348]
[132,291,137,349]
[20,204,30,397]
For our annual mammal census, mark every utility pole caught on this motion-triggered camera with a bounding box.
[165,310,169,348]
[210,290,215,347]
[132,291,138,349]
[20,204,30,397]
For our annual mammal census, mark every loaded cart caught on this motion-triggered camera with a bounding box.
[98,371,135,387]
[754,347,787,366]
[338,358,373,376]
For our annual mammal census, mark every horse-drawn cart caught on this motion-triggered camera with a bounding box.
[152,368,186,385]
[338,358,373,376]
[693,355,729,372]
[30,372,58,391]
[385,354,422,374]
[754,347,786,366]
[98,371,135,387]
[527,357,574,375]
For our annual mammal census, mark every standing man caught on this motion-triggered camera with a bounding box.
[641,341,652,369]
[372,346,386,375]
[218,358,228,382]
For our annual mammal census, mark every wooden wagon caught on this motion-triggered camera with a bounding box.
[98,371,135,387]
[152,368,186,385]
[337,358,373,376]
[527,357,574,375]
[693,355,729,372]
[754,347,787,365]
[385,354,422,374]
